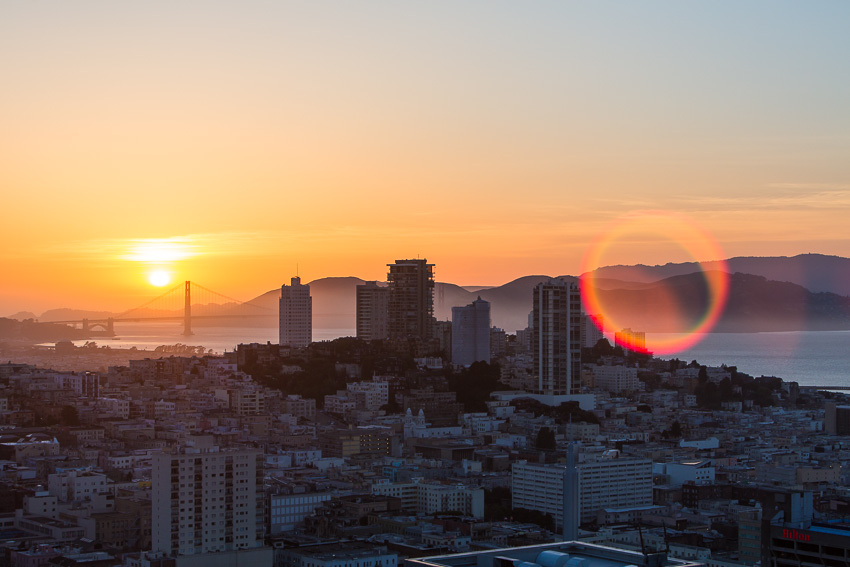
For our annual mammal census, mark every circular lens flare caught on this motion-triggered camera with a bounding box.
[579,211,730,355]
[148,270,171,287]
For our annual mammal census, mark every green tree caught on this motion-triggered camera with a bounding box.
[662,420,682,439]
[60,405,80,426]
[535,426,557,450]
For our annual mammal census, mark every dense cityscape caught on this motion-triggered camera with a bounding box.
[0,258,848,567]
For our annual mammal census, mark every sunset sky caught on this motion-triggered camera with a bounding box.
[2,1,849,314]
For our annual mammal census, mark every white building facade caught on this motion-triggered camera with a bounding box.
[512,457,653,523]
[592,366,639,394]
[152,448,265,556]
[280,277,312,348]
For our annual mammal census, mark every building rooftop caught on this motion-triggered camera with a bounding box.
[283,542,393,560]
[407,541,703,567]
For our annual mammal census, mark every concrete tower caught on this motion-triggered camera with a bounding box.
[387,259,435,341]
[280,276,312,348]
[532,278,582,395]
[451,297,491,367]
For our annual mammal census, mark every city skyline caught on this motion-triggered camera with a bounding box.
[2,2,849,315]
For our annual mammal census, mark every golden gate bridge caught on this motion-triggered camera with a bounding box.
[50,281,275,336]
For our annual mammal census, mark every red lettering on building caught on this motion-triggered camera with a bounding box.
[782,528,811,542]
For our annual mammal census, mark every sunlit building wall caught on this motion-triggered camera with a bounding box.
[280,277,312,348]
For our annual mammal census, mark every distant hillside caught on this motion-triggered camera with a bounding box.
[0,317,86,341]
[592,271,850,332]
[7,311,38,321]
[590,253,850,296]
[39,308,115,322]
[15,253,850,337]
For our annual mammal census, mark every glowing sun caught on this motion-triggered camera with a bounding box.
[149,270,171,287]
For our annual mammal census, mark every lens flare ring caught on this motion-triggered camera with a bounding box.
[579,211,730,355]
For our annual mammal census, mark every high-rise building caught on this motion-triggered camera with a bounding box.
[824,402,850,435]
[512,457,653,524]
[451,297,491,367]
[356,281,389,341]
[387,259,435,341]
[583,314,604,348]
[280,277,312,348]
[151,447,265,557]
[532,278,582,395]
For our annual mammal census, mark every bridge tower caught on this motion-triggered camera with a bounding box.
[184,281,193,336]
[107,318,114,336]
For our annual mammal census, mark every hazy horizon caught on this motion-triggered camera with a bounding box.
[7,251,850,319]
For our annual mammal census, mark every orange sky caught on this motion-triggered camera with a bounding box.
[1,2,849,314]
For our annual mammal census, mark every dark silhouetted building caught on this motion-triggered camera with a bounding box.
[356,281,389,341]
[387,259,434,341]
[451,297,490,367]
[532,278,582,395]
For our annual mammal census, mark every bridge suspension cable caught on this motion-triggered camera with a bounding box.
[113,282,185,320]
[57,281,276,338]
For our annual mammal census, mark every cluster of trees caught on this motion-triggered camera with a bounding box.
[694,366,782,409]
[253,356,348,408]
[583,338,652,366]
[512,398,599,425]
[447,361,505,412]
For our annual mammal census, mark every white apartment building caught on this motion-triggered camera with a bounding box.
[269,491,333,534]
[283,395,316,420]
[512,457,653,523]
[280,276,312,348]
[152,447,264,556]
[53,372,100,397]
[98,397,130,419]
[346,380,389,410]
[659,461,716,486]
[324,394,357,415]
[215,387,266,415]
[592,366,639,394]
[47,471,108,503]
[23,492,58,518]
[371,478,484,518]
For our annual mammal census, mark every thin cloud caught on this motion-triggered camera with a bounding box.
[677,185,850,212]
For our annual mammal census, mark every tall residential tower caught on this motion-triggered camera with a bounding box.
[387,259,435,341]
[280,276,312,348]
[532,278,582,395]
[151,447,266,557]
[451,297,491,367]
[356,281,389,341]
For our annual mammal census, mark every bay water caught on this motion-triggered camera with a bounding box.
[55,323,850,389]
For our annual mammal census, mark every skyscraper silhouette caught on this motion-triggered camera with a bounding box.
[532,278,582,395]
[452,297,491,367]
[279,276,312,348]
[387,259,434,341]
